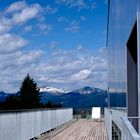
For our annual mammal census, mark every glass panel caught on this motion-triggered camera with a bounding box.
[137,1,140,133]
[108,0,137,107]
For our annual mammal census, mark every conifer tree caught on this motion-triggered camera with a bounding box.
[19,74,40,109]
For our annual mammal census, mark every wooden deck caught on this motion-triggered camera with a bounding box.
[41,120,108,140]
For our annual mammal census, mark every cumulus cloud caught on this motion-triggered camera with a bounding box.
[68,0,86,10]
[0,17,12,33]
[16,50,44,65]
[0,2,42,34]
[36,48,107,90]
[0,1,46,92]
[0,49,44,92]
[55,0,98,11]
[0,50,43,69]
[0,33,27,54]
[0,46,107,92]
[71,69,92,81]
[0,1,107,92]
[55,0,87,11]
[5,1,27,13]
[12,4,42,24]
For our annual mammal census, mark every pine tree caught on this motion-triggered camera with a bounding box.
[19,74,40,109]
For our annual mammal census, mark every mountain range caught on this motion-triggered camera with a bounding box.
[39,86,126,108]
[39,86,70,95]
[40,86,108,108]
[39,86,104,95]
[0,86,126,108]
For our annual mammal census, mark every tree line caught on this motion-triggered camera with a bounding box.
[0,74,62,110]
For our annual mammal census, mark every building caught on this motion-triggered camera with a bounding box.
[105,0,140,139]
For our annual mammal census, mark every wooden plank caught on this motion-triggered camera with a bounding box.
[43,120,108,140]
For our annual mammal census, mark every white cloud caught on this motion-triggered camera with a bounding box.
[65,20,80,33]
[0,50,43,69]
[37,48,107,90]
[55,0,98,11]
[0,49,44,92]
[5,1,27,13]
[0,1,107,92]
[0,47,107,92]
[0,17,12,33]
[71,69,91,81]
[0,2,43,34]
[0,33,27,54]
[16,50,44,65]
[55,0,87,11]
[68,0,86,10]
[12,4,42,24]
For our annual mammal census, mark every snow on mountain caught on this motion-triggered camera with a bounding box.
[40,86,104,95]
[39,86,70,94]
[72,86,96,94]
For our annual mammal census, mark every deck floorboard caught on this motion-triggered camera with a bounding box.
[43,120,108,140]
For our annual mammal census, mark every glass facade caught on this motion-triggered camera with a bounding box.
[138,1,140,120]
[107,0,139,108]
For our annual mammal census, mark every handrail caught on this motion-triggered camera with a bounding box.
[110,107,127,110]
[121,117,140,140]
[0,107,71,113]
[105,108,140,140]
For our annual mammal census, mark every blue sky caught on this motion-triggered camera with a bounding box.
[0,0,108,92]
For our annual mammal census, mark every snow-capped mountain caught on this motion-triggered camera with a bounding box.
[72,86,103,94]
[0,87,126,108]
[39,86,104,95]
[40,86,109,108]
[39,86,70,94]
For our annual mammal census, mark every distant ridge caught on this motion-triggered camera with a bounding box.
[0,86,126,108]
[39,86,104,95]
[40,86,108,108]
[39,86,70,95]
[72,86,104,94]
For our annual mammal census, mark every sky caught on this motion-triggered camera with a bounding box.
[0,0,108,93]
